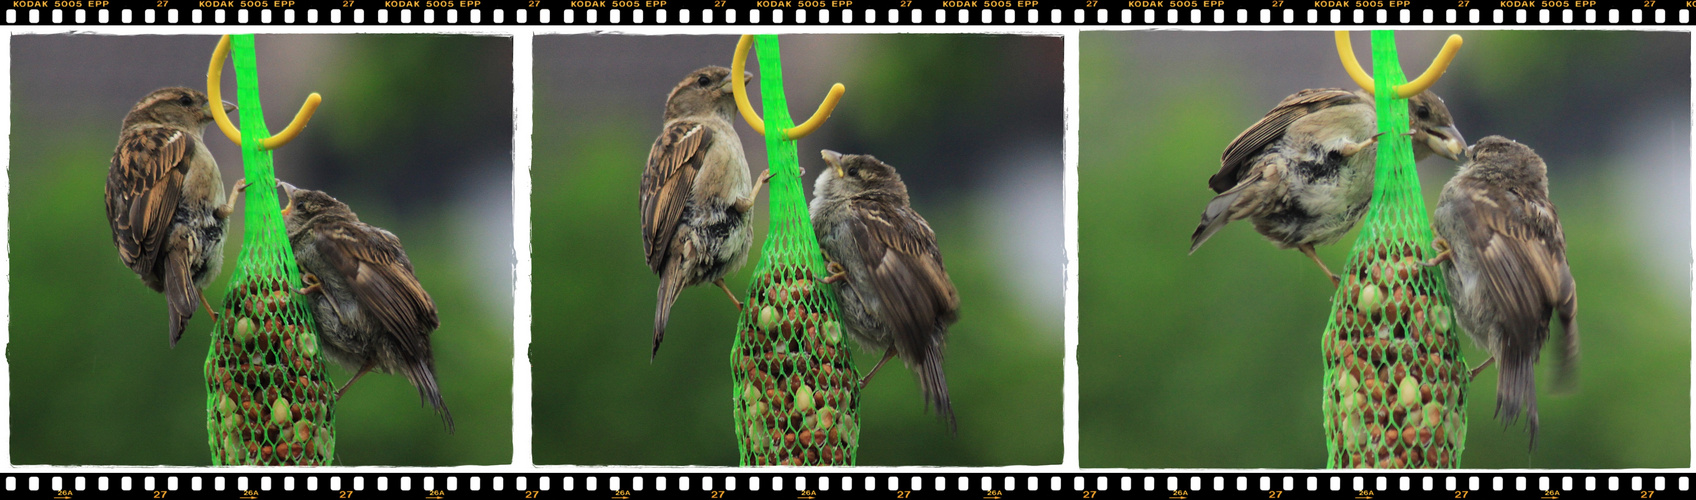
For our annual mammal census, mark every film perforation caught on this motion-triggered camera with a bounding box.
[0,1,1676,24]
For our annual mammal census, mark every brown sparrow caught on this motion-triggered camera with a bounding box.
[640,66,770,359]
[811,150,961,433]
[1429,136,1578,449]
[105,87,245,347]
[1190,89,1464,285]
[281,181,452,432]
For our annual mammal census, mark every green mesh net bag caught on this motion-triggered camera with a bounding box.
[203,34,337,466]
[1321,31,1468,469]
[729,35,861,467]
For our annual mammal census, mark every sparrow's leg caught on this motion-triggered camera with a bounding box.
[294,273,346,323]
[822,261,849,284]
[1468,356,1497,381]
[1337,133,1386,157]
[334,360,377,401]
[1421,237,1454,267]
[217,179,249,220]
[858,347,899,389]
[1299,244,1341,286]
[735,170,774,214]
[714,278,744,311]
[198,289,219,322]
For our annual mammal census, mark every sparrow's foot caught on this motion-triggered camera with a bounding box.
[198,289,219,322]
[218,179,249,219]
[334,361,376,401]
[822,261,848,284]
[714,278,744,311]
[294,273,324,296]
[1468,356,1497,382]
[1338,132,1386,157]
[859,347,898,389]
[1421,237,1454,267]
[1298,244,1341,287]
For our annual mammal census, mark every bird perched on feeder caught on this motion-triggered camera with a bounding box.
[106,87,247,347]
[1189,89,1466,285]
[1426,136,1578,449]
[280,181,453,433]
[811,150,961,432]
[641,66,771,359]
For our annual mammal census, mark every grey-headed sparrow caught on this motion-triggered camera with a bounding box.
[1190,89,1465,285]
[281,181,453,433]
[640,66,770,359]
[106,87,245,347]
[1429,136,1578,449]
[811,150,961,433]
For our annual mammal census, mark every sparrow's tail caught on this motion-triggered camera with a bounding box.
[1190,189,1244,254]
[403,359,455,434]
[1495,356,1539,451]
[653,267,685,362]
[914,348,957,435]
[1552,275,1580,394]
[163,249,197,348]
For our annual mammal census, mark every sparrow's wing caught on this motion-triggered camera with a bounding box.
[640,120,713,273]
[106,126,193,274]
[1450,178,1574,358]
[848,196,962,353]
[317,220,439,359]
[1213,89,1362,193]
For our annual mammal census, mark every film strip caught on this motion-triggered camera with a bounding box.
[3,0,1693,25]
[0,472,1686,498]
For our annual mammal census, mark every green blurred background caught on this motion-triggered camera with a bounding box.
[1081,31,1689,468]
[533,34,1063,465]
[11,35,514,465]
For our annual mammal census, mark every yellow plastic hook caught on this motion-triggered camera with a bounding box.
[208,34,322,150]
[1334,31,1463,99]
[731,34,845,140]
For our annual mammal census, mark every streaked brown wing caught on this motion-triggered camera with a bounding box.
[849,196,961,354]
[1212,89,1362,193]
[1453,179,1573,353]
[106,126,192,274]
[640,120,712,273]
[318,221,439,359]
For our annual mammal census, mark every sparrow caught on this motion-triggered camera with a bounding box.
[811,150,961,432]
[280,181,453,433]
[105,87,246,347]
[1189,89,1466,285]
[1427,136,1578,448]
[640,66,771,359]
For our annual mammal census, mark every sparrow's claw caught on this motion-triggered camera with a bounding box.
[1338,132,1386,157]
[714,278,745,311]
[219,179,249,219]
[199,289,220,323]
[1421,237,1454,267]
[822,261,848,284]
[1468,356,1497,382]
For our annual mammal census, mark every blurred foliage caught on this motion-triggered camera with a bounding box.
[10,35,512,465]
[1080,31,1689,468]
[532,34,1063,465]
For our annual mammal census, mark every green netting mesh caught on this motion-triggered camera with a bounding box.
[730,35,861,467]
[1321,31,1468,469]
[204,34,337,466]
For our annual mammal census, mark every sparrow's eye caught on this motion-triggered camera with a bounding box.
[697,75,712,87]
[179,95,196,106]
[846,167,859,178]
[1415,105,1431,120]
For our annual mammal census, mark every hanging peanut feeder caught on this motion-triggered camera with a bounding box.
[203,34,337,466]
[727,34,860,466]
[1321,31,1468,469]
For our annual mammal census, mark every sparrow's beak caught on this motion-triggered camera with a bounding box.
[720,72,752,93]
[821,150,844,178]
[1419,125,1466,162]
[278,180,298,217]
[222,100,238,113]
